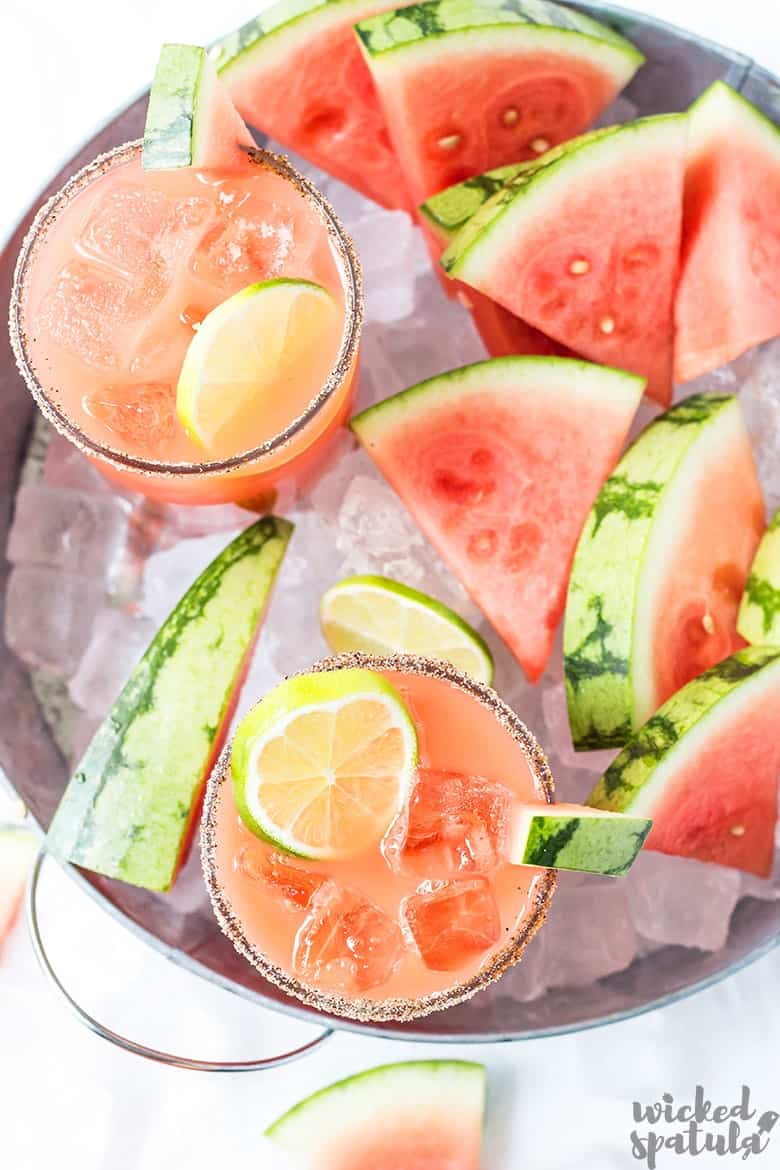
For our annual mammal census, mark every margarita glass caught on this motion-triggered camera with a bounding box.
[10,141,362,506]
[202,653,557,1023]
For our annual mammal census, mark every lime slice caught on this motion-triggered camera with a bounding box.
[231,668,418,859]
[177,278,337,449]
[320,576,494,684]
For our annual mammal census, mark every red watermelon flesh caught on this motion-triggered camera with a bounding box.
[466,289,575,359]
[356,8,644,207]
[351,357,644,682]
[0,830,37,956]
[444,116,687,406]
[649,674,780,877]
[266,1060,485,1170]
[420,197,574,355]
[674,82,780,384]
[214,0,412,210]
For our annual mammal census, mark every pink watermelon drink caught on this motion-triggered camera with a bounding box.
[202,654,558,1020]
[11,53,361,506]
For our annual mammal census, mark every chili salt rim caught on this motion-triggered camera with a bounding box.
[200,651,557,1024]
[9,140,363,479]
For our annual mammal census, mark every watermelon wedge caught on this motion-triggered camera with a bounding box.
[508,803,651,876]
[442,116,688,405]
[48,519,292,892]
[421,166,574,358]
[0,829,37,957]
[351,357,644,682]
[674,82,780,384]
[565,393,764,750]
[266,1060,485,1170]
[587,646,780,877]
[143,44,255,171]
[212,0,411,209]
[355,0,644,207]
[738,507,780,646]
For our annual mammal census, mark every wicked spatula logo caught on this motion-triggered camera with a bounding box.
[631,1087,778,1166]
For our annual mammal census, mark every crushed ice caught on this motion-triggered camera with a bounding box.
[6,149,780,1002]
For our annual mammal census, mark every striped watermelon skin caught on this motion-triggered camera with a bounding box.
[738,508,780,646]
[674,82,780,383]
[143,43,254,172]
[419,163,530,241]
[47,518,292,892]
[511,805,651,876]
[587,646,780,876]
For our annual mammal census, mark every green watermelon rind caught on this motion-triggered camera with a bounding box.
[441,115,685,281]
[351,355,645,439]
[355,0,645,64]
[213,0,382,80]
[144,44,218,170]
[513,808,652,876]
[564,393,743,751]
[47,518,293,892]
[419,162,531,242]
[265,1060,485,1153]
[738,508,780,646]
[587,645,780,815]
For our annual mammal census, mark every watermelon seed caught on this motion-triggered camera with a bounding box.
[468,529,497,560]
[530,138,550,154]
[702,612,715,635]
[599,315,615,335]
[569,258,590,276]
[502,108,519,127]
[437,134,462,152]
[730,825,746,837]
[456,290,474,311]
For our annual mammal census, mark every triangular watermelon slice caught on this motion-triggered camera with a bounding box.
[421,165,575,358]
[443,115,688,405]
[266,1060,486,1169]
[143,44,256,171]
[565,393,765,751]
[351,356,644,682]
[212,0,412,209]
[588,646,780,877]
[674,82,780,384]
[355,0,644,206]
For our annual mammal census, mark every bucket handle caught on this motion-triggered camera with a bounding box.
[26,847,333,1072]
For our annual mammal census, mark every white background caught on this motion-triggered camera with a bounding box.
[2,2,780,1168]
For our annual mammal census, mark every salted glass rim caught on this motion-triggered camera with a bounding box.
[200,651,558,1024]
[9,139,364,478]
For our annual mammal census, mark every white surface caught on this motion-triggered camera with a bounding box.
[2,3,780,1168]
